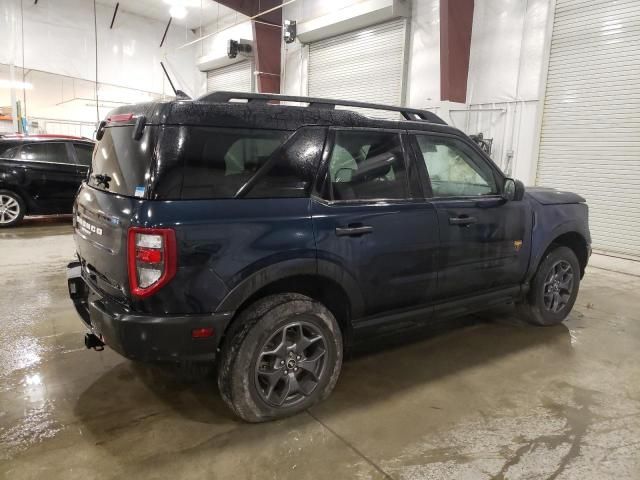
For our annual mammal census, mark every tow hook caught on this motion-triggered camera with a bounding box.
[84,333,105,351]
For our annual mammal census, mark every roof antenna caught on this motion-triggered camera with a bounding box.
[160,61,191,100]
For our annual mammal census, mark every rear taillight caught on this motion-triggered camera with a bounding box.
[127,227,176,298]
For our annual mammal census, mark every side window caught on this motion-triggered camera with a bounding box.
[415,135,497,197]
[73,143,94,166]
[0,144,19,158]
[19,142,69,164]
[180,128,292,199]
[18,143,48,162]
[324,130,407,201]
[245,127,326,198]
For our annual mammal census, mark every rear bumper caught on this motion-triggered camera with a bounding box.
[67,262,233,363]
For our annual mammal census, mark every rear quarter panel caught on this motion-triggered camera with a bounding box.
[133,197,316,315]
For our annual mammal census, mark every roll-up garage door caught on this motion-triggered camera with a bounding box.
[206,60,252,93]
[308,19,407,117]
[536,0,640,257]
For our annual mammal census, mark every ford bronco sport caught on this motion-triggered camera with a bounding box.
[67,91,590,422]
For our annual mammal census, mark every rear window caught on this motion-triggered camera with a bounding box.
[178,127,324,199]
[88,126,154,196]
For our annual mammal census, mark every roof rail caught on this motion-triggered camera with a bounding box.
[197,91,446,125]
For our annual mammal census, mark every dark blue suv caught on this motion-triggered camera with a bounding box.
[67,92,590,422]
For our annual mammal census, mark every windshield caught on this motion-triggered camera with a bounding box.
[88,126,154,197]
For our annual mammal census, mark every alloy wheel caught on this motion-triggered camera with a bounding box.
[0,195,20,224]
[254,320,328,408]
[542,260,574,313]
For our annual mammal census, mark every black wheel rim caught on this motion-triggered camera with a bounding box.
[254,320,328,408]
[542,260,574,313]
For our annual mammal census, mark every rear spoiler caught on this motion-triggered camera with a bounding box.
[96,113,147,141]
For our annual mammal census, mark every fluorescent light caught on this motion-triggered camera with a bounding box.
[169,5,187,19]
[0,79,34,90]
[163,0,200,7]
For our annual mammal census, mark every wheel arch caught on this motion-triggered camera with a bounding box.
[216,259,364,350]
[535,231,590,279]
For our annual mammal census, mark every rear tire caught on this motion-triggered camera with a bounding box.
[519,246,581,326]
[0,190,25,227]
[217,293,343,422]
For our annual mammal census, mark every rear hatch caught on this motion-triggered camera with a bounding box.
[74,107,161,302]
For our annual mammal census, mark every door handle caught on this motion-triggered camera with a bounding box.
[449,216,477,226]
[335,225,374,237]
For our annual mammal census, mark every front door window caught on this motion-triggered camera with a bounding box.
[415,136,497,197]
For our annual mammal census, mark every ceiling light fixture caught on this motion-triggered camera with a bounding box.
[163,0,200,6]
[169,5,188,19]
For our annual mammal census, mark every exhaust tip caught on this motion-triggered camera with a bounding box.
[84,333,105,351]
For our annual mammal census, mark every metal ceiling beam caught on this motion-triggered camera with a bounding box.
[160,17,172,48]
[110,2,119,29]
[212,0,281,24]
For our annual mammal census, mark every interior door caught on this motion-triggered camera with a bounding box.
[410,133,531,301]
[311,129,439,322]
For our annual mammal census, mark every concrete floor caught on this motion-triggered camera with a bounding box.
[1,218,640,480]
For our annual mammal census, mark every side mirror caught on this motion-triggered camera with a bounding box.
[503,178,525,201]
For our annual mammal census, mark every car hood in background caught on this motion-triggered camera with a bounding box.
[525,187,586,205]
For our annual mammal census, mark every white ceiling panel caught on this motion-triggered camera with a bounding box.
[97,0,247,30]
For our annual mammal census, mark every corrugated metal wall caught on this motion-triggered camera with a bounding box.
[308,19,407,119]
[537,0,640,257]
[206,61,252,93]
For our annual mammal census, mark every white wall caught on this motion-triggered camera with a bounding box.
[463,0,551,183]
[0,0,199,131]
[405,0,440,108]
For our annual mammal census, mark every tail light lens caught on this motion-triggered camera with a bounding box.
[127,227,177,297]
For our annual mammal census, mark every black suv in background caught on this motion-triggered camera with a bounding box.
[67,92,590,422]
[0,134,94,227]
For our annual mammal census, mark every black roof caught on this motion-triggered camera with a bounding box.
[105,91,460,136]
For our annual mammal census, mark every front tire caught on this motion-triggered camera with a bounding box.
[217,293,343,422]
[0,190,25,227]
[519,246,581,326]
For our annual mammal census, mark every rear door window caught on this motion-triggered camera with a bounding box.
[19,142,70,164]
[73,143,94,166]
[180,128,307,199]
[323,130,408,201]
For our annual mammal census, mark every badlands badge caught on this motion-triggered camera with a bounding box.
[514,240,523,252]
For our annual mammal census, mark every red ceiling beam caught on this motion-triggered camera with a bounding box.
[215,0,282,93]
[440,0,474,103]
[214,0,280,23]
